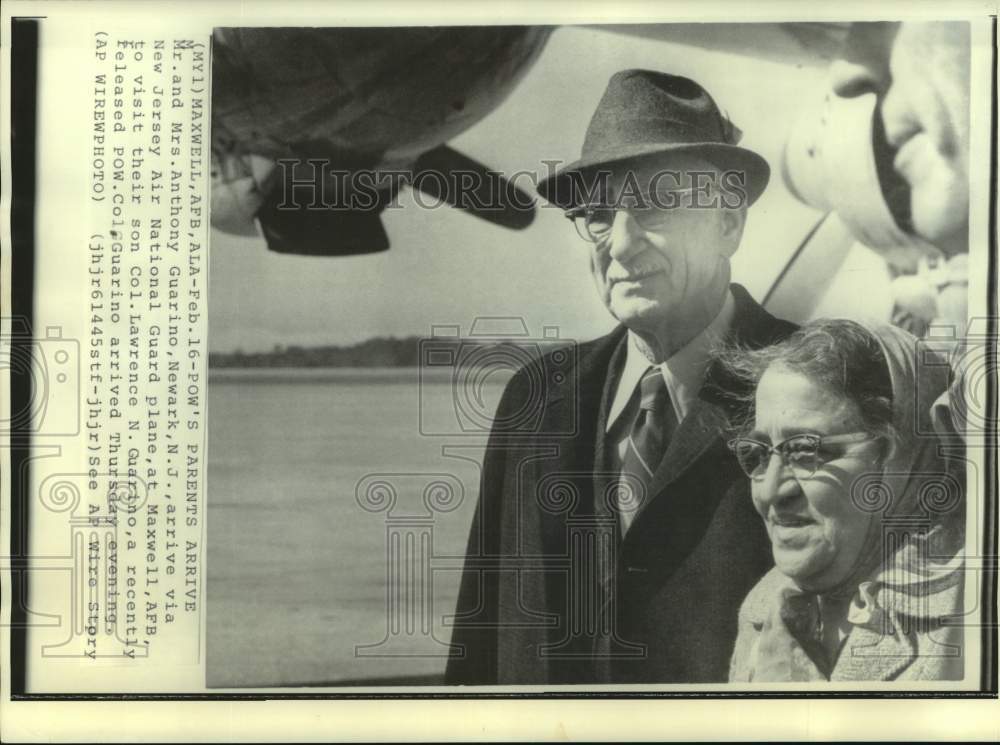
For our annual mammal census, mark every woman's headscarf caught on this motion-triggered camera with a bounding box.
[829,319,965,605]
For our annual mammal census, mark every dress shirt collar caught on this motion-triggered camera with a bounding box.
[606,289,735,432]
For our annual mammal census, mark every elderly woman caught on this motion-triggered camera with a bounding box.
[725,318,965,682]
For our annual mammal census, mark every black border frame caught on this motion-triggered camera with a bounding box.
[7,15,999,701]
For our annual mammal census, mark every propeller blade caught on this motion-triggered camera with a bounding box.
[412,145,535,230]
[255,187,391,257]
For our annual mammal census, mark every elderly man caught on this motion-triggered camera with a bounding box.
[446,69,795,684]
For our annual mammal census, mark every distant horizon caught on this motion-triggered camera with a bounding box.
[212,332,426,357]
[208,333,573,368]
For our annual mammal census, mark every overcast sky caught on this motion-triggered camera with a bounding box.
[208,25,832,353]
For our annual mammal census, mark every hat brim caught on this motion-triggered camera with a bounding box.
[536,142,771,209]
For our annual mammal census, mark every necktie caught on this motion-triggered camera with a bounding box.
[618,367,674,535]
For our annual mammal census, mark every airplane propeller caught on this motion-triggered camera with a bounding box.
[411,145,535,231]
[210,26,551,256]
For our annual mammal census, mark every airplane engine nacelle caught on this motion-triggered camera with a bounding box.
[211,26,552,166]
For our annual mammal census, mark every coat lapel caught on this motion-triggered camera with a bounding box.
[832,621,917,681]
[533,325,628,529]
[740,570,918,682]
[643,396,730,502]
[592,332,630,523]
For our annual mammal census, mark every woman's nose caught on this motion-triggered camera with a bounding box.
[755,453,800,506]
[606,209,648,263]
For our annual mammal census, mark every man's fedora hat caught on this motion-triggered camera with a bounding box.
[537,69,770,209]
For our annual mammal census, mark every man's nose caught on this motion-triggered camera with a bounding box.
[755,453,800,507]
[606,210,648,263]
[828,22,897,98]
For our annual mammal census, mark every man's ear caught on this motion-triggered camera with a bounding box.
[720,206,747,254]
